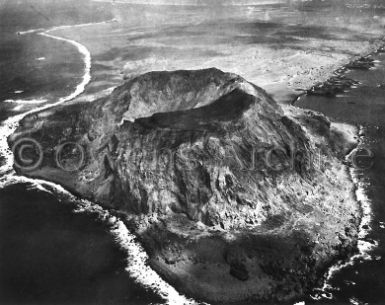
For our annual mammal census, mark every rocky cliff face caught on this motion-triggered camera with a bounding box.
[9,68,360,303]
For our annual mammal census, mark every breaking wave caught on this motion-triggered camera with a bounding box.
[3,98,47,104]
[309,125,376,302]
[0,20,200,305]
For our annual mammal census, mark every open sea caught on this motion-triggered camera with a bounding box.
[295,49,385,305]
[0,1,161,304]
[1,0,385,304]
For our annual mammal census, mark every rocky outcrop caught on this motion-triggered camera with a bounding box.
[9,68,360,303]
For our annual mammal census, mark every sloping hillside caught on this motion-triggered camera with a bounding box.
[9,68,360,302]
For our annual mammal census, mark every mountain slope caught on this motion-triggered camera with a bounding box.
[9,68,360,302]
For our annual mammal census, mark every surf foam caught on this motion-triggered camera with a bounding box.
[4,98,47,104]
[0,20,201,305]
[309,125,376,301]
[0,22,92,176]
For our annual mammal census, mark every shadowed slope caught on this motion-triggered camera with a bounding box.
[9,68,360,303]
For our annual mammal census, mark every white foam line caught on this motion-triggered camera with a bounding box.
[18,28,45,35]
[310,126,375,301]
[94,209,200,305]
[0,21,94,175]
[0,174,200,305]
[0,114,22,176]
[0,20,200,305]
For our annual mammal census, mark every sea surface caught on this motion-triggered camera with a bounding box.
[1,1,385,305]
[0,1,162,304]
[295,49,385,305]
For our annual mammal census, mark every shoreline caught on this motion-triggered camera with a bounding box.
[311,127,376,299]
[287,38,385,107]
[0,21,196,305]
[0,22,93,177]
[5,65,365,304]
[288,49,385,301]
[0,175,199,305]
[1,15,383,305]
[268,41,383,301]
[260,41,385,302]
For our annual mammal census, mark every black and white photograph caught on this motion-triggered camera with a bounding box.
[0,0,385,304]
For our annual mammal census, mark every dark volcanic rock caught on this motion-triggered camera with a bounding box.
[346,56,375,70]
[9,68,360,303]
[307,75,360,97]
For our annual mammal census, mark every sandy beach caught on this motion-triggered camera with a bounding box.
[2,1,385,304]
[44,0,385,105]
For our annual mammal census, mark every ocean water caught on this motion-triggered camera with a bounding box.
[0,33,85,121]
[0,2,200,305]
[2,0,385,305]
[0,1,159,304]
[295,50,385,305]
[0,183,160,305]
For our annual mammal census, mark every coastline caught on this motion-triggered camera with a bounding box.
[312,127,376,298]
[281,38,385,107]
[312,164,374,298]
[4,51,377,305]
[287,49,385,300]
[8,67,366,303]
[0,21,197,305]
[0,22,93,176]
[1,11,383,305]
[287,44,385,303]
[269,43,383,300]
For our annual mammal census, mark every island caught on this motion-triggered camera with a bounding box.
[9,68,360,303]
